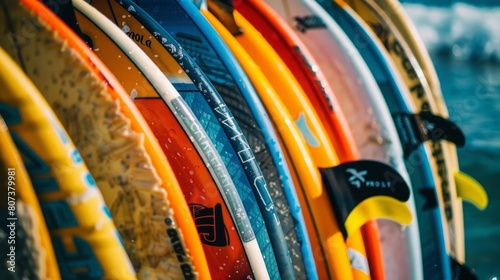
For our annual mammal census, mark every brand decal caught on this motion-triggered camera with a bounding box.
[190,203,229,247]
[347,168,391,189]
[166,228,195,279]
[126,31,152,48]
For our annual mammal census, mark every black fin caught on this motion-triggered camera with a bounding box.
[393,112,465,158]
[320,160,411,238]
[450,256,479,280]
[419,187,439,211]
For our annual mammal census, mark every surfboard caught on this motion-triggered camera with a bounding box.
[228,8,374,280]
[0,110,60,280]
[110,1,293,278]
[264,0,422,278]
[1,0,209,278]
[202,9,340,279]
[83,1,287,278]
[233,1,384,278]
[375,0,488,224]
[70,1,267,278]
[319,1,455,279]
[0,17,137,280]
[134,0,315,278]
[343,0,473,267]
[204,7,413,280]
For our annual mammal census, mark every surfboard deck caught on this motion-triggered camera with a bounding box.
[88,1,288,278]
[0,9,137,277]
[85,2,286,275]
[73,1,268,277]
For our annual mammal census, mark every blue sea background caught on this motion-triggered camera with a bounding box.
[401,1,500,279]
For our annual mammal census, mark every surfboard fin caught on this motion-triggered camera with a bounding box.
[392,112,465,158]
[455,171,488,210]
[320,160,412,238]
[206,0,242,35]
[419,187,439,211]
[450,256,479,280]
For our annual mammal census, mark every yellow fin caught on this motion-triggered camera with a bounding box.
[345,197,412,236]
[455,171,488,210]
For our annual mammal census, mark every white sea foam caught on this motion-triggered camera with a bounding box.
[403,3,500,61]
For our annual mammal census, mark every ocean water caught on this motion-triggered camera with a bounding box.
[402,2,500,279]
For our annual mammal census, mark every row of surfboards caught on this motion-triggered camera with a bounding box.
[0,0,489,279]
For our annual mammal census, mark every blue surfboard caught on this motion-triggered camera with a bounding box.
[137,0,317,278]
[318,1,452,279]
[88,0,290,278]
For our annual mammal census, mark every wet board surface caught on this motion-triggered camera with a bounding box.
[4,0,210,277]
[84,1,284,278]
[135,0,318,278]
[73,1,264,277]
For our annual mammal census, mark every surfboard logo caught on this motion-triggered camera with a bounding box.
[190,203,229,247]
[126,30,152,48]
[347,168,367,188]
[294,15,326,32]
[347,168,392,189]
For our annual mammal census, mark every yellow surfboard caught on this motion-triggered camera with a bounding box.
[0,113,61,280]
[0,43,136,279]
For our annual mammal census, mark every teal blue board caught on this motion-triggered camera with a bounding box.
[102,0,287,278]
[137,0,317,278]
[317,1,452,279]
